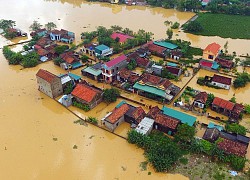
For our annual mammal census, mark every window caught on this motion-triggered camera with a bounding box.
[116,67,118,71]
[208,55,214,59]
[106,70,109,74]
[112,69,114,73]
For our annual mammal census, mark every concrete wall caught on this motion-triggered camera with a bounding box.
[211,81,230,90]
[104,115,124,132]
[37,77,53,98]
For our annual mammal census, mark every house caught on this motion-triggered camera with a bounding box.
[211,97,235,117]
[146,42,167,58]
[136,57,151,68]
[60,51,82,70]
[111,32,134,44]
[151,64,163,76]
[135,117,155,135]
[215,58,234,69]
[36,69,63,98]
[81,63,103,81]
[202,128,220,142]
[199,60,220,71]
[162,106,197,126]
[71,83,103,109]
[203,43,221,61]
[193,91,208,109]
[165,66,182,77]
[211,74,232,90]
[153,41,178,51]
[94,44,113,57]
[101,54,128,83]
[170,50,182,60]
[147,106,162,119]
[231,103,244,120]
[59,72,82,84]
[58,74,74,91]
[80,43,97,56]
[117,68,140,84]
[154,113,180,135]
[36,37,54,49]
[133,73,180,102]
[50,29,75,43]
[30,28,48,37]
[110,0,119,3]
[36,47,49,62]
[124,105,146,125]
[6,28,27,37]
[102,103,130,132]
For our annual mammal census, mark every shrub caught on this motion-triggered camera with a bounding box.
[81,55,89,63]
[103,88,120,103]
[171,22,180,29]
[225,123,246,135]
[53,57,64,66]
[87,117,98,125]
[72,100,90,112]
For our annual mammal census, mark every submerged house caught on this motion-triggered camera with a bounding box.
[211,74,232,90]
[71,83,103,109]
[165,66,182,77]
[81,63,103,81]
[30,28,48,37]
[202,42,221,61]
[36,69,63,98]
[60,51,82,70]
[110,32,134,44]
[215,58,234,69]
[81,43,97,56]
[133,73,180,103]
[154,113,180,135]
[94,44,113,57]
[101,54,128,83]
[50,29,75,43]
[117,68,140,84]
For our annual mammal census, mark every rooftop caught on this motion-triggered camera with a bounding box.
[162,106,196,126]
[110,32,134,43]
[135,117,155,135]
[95,44,110,51]
[105,54,127,68]
[204,42,221,55]
[215,58,234,69]
[107,104,130,124]
[166,66,181,75]
[212,74,232,85]
[71,83,102,103]
[147,43,166,54]
[153,41,178,50]
[147,106,161,119]
[212,97,235,110]
[194,91,208,104]
[155,113,180,130]
[133,82,166,98]
[36,69,58,83]
[207,122,224,131]
[136,57,150,67]
[203,128,220,142]
[118,68,131,80]
[82,66,102,76]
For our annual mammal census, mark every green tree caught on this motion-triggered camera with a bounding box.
[110,25,123,32]
[183,21,203,32]
[64,83,74,94]
[103,88,120,103]
[45,22,57,31]
[29,20,42,31]
[87,116,98,125]
[174,124,195,143]
[229,96,236,103]
[166,28,173,40]
[0,19,15,30]
[224,41,228,54]
[244,104,250,114]
[53,57,64,66]
[233,72,250,88]
[21,52,39,68]
[54,45,69,55]
[229,155,247,171]
[205,93,215,108]
[81,55,89,63]
[127,59,137,70]
[171,22,180,29]
[225,123,246,135]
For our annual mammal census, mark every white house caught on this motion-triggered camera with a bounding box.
[135,117,154,135]
[210,74,232,90]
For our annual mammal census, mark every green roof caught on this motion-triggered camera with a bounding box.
[162,106,196,126]
[82,66,102,76]
[133,82,166,98]
[167,62,178,67]
[95,44,110,51]
[68,73,81,81]
[116,100,127,108]
[153,41,178,50]
[208,122,224,131]
[72,62,82,69]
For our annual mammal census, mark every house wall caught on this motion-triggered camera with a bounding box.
[194,100,205,108]
[154,122,176,135]
[211,81,230,90]
[203,50,218,61]
[37,76,53,98]
[104,116,124,132]
[51,78,63,98]
[152,66,162,76]
[73,93,102,109]
[102,60,127,83]
[124,115,138,125]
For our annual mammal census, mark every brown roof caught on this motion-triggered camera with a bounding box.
[212,97,235,110]
[107,104,130,124]
[51,29,62,34]
[212,74,232,85]
[141,73,172,89]
[60,51,78,64]
[170,50,182,57]
[147,106,161,119]
[217,138,248,157]
[136,57,150,67]
[203,128,220,142]
[147,43,166,54]
[155,113,180,130]
[36,69,58,83]
[194,92,208,104]
[166,66,181,76]
[36,37,52,48]
[132,107,146,123]
[128,74,140,83]
[71,83,102,103]
[215,58,234,69]
[232,103,244,115]
[37,48,49,56]
[119,68,131,80]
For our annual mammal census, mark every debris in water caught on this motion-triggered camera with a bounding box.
[53,138,58,141]
[58,18,61,20]
[73,145,78,149]
[148,172,151,175]
[89,135,95,139]
[121,166,127,171]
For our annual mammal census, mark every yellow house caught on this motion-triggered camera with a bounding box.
[203,42,221,61]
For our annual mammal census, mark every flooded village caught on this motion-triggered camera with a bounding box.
[1,0,250,179]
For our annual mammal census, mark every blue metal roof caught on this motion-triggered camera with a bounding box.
[167,62,178,67]
[68,73,81,81]
[212,61,220,69]
[116,100,127,108]
[208,122,224,131]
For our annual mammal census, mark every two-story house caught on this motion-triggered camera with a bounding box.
[101,54,128,83]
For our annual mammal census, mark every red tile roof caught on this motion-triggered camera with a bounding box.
[147,43,166,54]
[71,84,101,103]
[212,74,232,85]
[217,138,247,157]
[128,74,140,83]
[37,48,49,56]
[136,57,150,67]
[155,113,180,130]
[105,54,127,68]
[60,51,77,64]
[36,69,58,83]
[212,97,235,110]
[141,73,172,89]
[204,42,221,55]
[119,68,131,79]
[36,37,52,48]
[166,66,181,76]
[147,106,161,119]
[107,104,130,124]
[232,103,244,115]
[111,32,134,43]
[132,107,146,123]
[194,92,208,104]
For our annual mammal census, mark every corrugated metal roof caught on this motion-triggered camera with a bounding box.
[153,41,178,50]
[208,122,224,131]
[135,117,154,135]
[95,44,110,51]
[82,66,102,76]
[61,75,72,84]
[161,106,196,126]
[133,82,166,98]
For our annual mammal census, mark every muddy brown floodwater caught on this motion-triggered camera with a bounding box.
[0,0,249,54]
[0,0,249,179]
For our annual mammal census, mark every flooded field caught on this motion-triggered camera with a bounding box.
[0,0,249,54]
